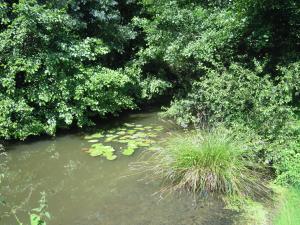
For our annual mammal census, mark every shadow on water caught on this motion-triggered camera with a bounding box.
[0,110,235,225]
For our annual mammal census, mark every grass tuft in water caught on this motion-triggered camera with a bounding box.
[132,128,270,198]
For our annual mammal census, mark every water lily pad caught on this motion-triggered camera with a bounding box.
[117,140,130,143]
[127,129,136,134]
[104,135,118,142]
[136,140,151,147]
[153,126,164,131]
[119,135,131,140]
[132,133,147,139]
[84,132,104,139]
[87,143,117,160]
[87,139,99,143]
[147,133,158,138]
[116,131,126,135]
[122,146,136,156]
[124,123,135,127]
[106,154,117,160]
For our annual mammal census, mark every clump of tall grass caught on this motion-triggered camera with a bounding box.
[131,128,270,198]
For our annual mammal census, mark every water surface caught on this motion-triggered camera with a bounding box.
[0,111,234,225]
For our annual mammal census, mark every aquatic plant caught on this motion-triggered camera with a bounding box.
[12,192,50,225]
[122,145,137,156]
[131,128,270,197]
[84,133,104,140]
[84,123,164,159]
[87,143,117,160]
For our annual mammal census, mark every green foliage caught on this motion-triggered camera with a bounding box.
[0,0,140,139]
[233,0,300,65]
[272,138,300,188]
[30,214,45,225]
[87,143,117,160]
[140,76,172,100]
[29,192,50,225]
[66,0,137,52]
[133,128,269,197]
[83,123,163,159]
[12,192,50,225]
[164,62,300,187]
[135,1,243,80]
[274,186,300,225]
[164,63,297,136]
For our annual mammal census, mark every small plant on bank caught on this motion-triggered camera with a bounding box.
[132,128,270,198]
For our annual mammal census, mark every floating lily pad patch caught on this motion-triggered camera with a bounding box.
[153,126,164,131]
[120,135,131,140]
[104,135,118,142]
[87,139,99,143]
[84,132,104,139]
[116,131,126,135]
[87,143,117,160]
[127,129,136,134]
[83,122,165,160]
[122,146,137,156]
[117,140,129,143]
[124,123,135,127]
[147,133,158,138]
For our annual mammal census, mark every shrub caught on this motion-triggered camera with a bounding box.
[0,0,140,139]
[164,63,295,136]
[132,128,269,198]
[164,62,300,187]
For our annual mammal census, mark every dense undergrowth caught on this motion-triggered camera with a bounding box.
[0,0,300,195]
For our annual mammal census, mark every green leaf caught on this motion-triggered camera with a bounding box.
[84,133,104,139]
[30,214,46,225]
[122,147,136,156]
[87,143,117,160]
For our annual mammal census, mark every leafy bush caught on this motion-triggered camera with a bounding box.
[0,0,140,139]
[164,62,300,187]
[134,1,243,85]
[164,63,296,136]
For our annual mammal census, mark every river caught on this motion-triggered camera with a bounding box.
[0,111,234,225]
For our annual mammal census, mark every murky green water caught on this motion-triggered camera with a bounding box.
[0,111,234,225]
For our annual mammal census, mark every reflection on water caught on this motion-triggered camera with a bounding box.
[0,112,234,225]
